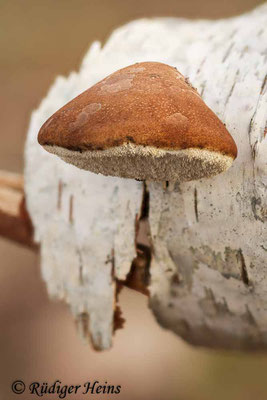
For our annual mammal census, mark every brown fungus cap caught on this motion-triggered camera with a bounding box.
[38,62,237,182]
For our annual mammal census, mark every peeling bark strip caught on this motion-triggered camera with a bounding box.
[26,122,143,350]
[25,4,267,350]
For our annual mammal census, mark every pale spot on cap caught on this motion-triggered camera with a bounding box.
[100,78,134,94]
[128,66,145,73]
[71,103,101,130]
[162,113,189,135]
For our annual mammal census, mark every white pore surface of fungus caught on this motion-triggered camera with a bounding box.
[44,144,234,182]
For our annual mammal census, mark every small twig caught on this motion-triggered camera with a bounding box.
[0,170,24,191]
[0,170,35,248]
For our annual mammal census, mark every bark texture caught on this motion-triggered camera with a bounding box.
[147,5,267,350]
[25,4,267,350]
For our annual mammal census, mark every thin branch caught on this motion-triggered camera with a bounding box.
[0,171,35,248]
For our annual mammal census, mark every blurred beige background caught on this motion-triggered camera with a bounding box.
[1,1,267,399]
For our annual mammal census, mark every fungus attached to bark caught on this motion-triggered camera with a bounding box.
[38,62,237,182]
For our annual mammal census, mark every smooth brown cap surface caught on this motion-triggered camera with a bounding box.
[38,62,237,158]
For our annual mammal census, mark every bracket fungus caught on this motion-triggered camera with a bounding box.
[38,62,237,181]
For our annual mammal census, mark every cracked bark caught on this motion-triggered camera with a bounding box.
[24,4,267,350]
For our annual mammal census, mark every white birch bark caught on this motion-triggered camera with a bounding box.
[25,84,143,350]
[25,3,267,350]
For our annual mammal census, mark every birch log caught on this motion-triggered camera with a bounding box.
[25,4,267,350]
